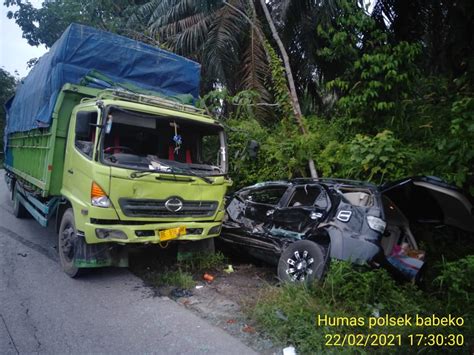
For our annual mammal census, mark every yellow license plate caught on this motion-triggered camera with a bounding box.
[158,226,186,241]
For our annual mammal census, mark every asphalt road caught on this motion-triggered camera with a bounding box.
[0,171,256,354]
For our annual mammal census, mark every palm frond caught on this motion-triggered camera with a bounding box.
[159,12,211,40]
[149,0,198,32]
[201,2,247,82]
[239,20,272,103]
[166,13,214,55]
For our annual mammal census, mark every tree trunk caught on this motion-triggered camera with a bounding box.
[258,0,318,178]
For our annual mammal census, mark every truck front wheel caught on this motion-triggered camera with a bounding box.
[58,208,83,278]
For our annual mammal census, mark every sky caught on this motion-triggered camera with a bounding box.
[0,0,47,78]
[0,1,376,79]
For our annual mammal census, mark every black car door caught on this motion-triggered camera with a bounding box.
[381,176,474,232]
[242,185,289,223]
[271,184,331,234]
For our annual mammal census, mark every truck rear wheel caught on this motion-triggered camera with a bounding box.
[58,208,83,278]
[12,183,28,218]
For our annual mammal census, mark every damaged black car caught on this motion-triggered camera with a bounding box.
[219,177,474,283]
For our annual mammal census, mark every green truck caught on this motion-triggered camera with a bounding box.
[4,25,231,277]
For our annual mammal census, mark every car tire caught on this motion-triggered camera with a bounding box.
[12,183,29,218]
[277,240,326,283]
[58,208,84,278]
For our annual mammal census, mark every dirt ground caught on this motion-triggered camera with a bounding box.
[173,262,278,353]
[129,244,282,354]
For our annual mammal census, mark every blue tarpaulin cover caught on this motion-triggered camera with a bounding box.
[5,23,201,134]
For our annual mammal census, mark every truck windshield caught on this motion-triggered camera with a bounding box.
[99,107,227,176]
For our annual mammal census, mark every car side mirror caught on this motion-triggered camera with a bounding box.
[247,140,260,159]
[75,111,95,138]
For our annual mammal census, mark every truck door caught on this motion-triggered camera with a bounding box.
[63,109,109,209]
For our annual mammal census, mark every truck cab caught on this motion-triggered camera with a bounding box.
[64,89,230,245]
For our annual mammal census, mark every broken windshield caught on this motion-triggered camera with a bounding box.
[99,106,227,176]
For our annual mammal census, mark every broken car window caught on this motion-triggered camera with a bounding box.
[288,185,321,207]
[245,186,287,205]
[100,107,227,175]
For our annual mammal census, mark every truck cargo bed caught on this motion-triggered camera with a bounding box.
[5,85,99,196]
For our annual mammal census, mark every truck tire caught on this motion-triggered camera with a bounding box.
[277,240,326,284]
[12,183,28,218]
[58,208,83,278]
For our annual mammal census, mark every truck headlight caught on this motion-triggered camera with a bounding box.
[91,182,111,208]
[95,229,127,240]
[367,216,386,233]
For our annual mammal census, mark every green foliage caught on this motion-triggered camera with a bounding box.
[437,95,474,193]
[310,0,473,192]
[329,41,421,129]
[179,251,226,271]
[315,0,382,80]
[142,268,195,289]
[130,0,273,104]
[225,118,282,188]
[433,256,474,316]
[318,261,423,315]
[223,115,333,189]
[0,69,17,158]
[265,42,293,122]
[253,260,472,354]
[318,1,421,132]
[320,130,414,183]
[200,0,474,192]
[371,0,474,79]
[200,87,316,188]
[5,0,145,47]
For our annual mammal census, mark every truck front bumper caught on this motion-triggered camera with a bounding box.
[82,220,222,244]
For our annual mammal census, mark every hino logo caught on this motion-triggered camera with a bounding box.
[165,197,184,212]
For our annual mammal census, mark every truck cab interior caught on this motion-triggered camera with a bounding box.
[75,107,226,175]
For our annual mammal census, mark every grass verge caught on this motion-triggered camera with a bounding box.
[252,259,473,354]
[129,247,226,289]
[142,268,196,289]
[179,251,226,271]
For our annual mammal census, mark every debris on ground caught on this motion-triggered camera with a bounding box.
[275,309,288,321]
[170,288,193,298]
[224,264,234,273]
[129,246,278,353]
[242,325,256,333]
[203,273,215,282]
[283,346,297,355]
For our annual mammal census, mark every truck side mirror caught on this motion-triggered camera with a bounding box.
[75,111,95,138]
[247,140,260,159]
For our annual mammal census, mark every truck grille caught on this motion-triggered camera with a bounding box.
[119,198,218,218]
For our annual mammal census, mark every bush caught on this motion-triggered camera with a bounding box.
[253,260,472,354]
[433,255,474,316]
[319,130,414,183]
